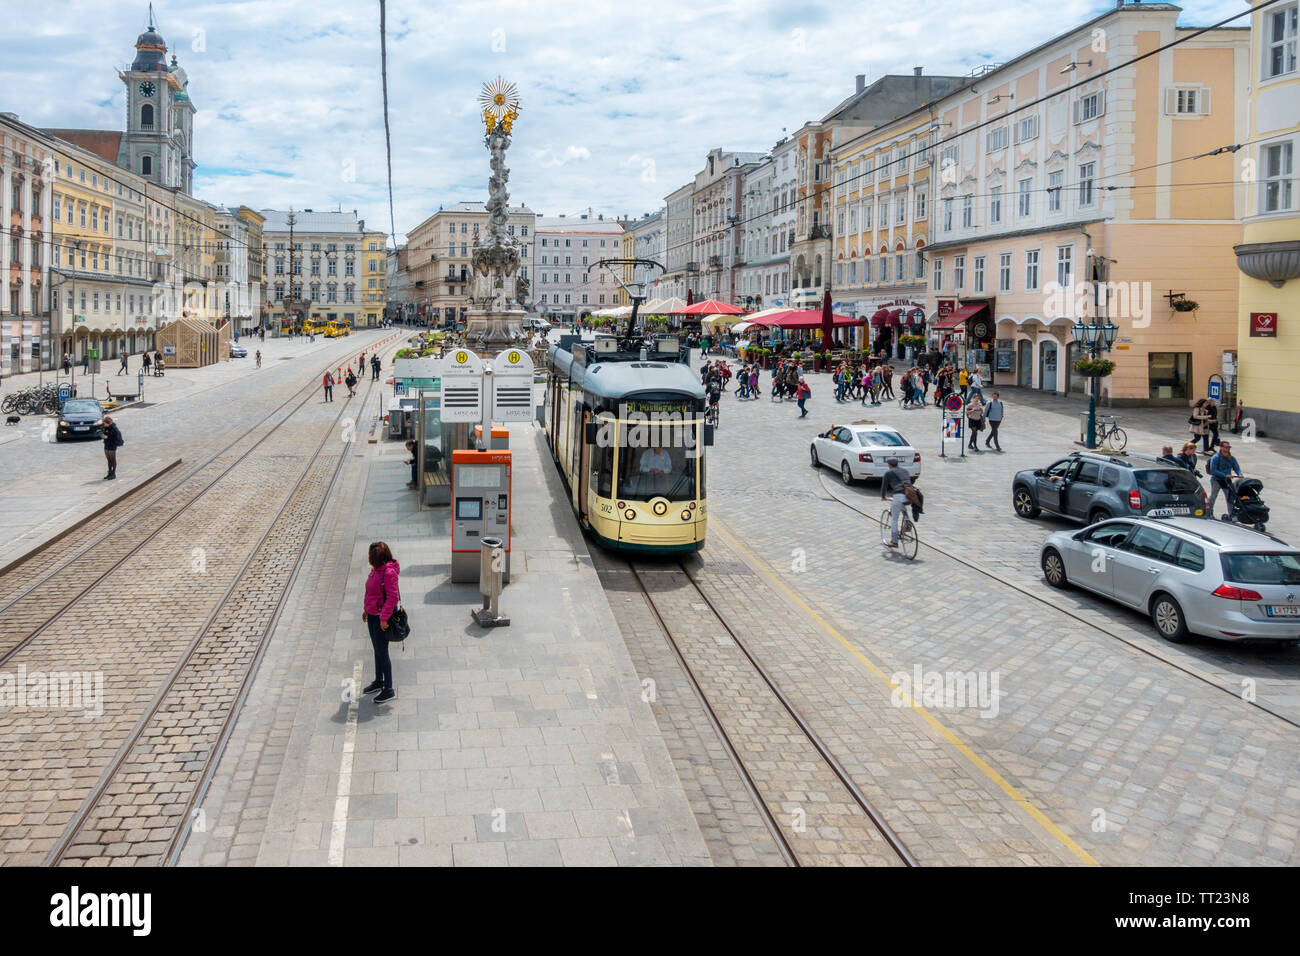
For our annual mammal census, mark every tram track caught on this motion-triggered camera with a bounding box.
[40,341,398,867]
[626,558,916,867]
[0,334,400,670]
[815,470,1300,732]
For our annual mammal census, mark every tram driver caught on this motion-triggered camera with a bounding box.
[639,445,673,476]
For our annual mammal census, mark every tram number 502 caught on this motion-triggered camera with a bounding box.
[598,502,614,515]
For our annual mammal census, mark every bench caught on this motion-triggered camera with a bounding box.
[423,470,450,506]
[106,391,139,403]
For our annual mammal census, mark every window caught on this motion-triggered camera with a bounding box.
[141,104,154,128]
[999,252,1012,293]
[895,195,906,224]
[1166,87,1210,115]
[1078,162,1096,207]
[990,186,1003,224]
[915,250,925,279]
[1262,141,1295,213]
[933,257,943,291]
[1074,91,1105,123]
[863,202,873,231]
[1025,249,1040,291]
[1265,4,1298,79]
[864,258,873,283]
[953,255,965,290]
[895,254,904,281]
[915,190,926,221]
[1056,245,1073,288]
[141,155,152,176]
[1047,170,1063,212]
[961,194,973,229]
[973,255,985,293]
[942,197,953,232]
[986,126,1009,153]
[1014,114,1039,144]
[879,199,889,224]
[1016,178,1032,218]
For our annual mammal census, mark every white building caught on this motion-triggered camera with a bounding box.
[532,211,625,321]
[0,113,55,373]
[657,183,695,302]
[627,209,666,294]
[737,135,798,310]
[692,148,766,303]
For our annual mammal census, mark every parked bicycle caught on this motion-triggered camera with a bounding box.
[1097,415,1128,451]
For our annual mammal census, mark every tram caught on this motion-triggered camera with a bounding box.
[545,332,709,553]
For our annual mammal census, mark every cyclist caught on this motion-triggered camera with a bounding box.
[881,456,914,549]
[705,377,721,426]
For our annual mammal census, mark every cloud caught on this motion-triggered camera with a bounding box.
[1,0,1247,242]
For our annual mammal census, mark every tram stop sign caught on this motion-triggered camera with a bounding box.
[57,384,72,404]
[439,349,486,422]
[1208,379,1222,402]
[491,348,535,423]
[944,393,964,414]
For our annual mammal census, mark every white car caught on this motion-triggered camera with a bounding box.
[810,424,923,485]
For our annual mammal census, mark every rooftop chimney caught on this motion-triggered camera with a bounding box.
[855,74,865,93]
[914,66,923,77]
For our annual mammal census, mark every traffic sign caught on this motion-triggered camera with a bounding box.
[491,348,535,423]
[1208,379,1222,401]
[57,384,72,403]
[439,350,486,423]
[944,393,964,414]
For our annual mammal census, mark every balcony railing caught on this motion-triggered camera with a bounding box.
[685,261,699,272]
[708,256,723,270]
[809,224,831,240]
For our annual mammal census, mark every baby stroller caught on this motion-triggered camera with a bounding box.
[1220,476,1269,532]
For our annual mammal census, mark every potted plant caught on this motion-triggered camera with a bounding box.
[1072,357,1116,378]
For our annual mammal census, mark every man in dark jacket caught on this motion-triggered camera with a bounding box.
[103,416,124,480]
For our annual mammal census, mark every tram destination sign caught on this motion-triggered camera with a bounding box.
[623,399,694,415]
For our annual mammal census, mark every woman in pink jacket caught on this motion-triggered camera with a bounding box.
[362,541,401,703]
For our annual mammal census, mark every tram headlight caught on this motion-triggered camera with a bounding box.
[652,501,667,516]
[681,510,691,521]
[625,509,637,520]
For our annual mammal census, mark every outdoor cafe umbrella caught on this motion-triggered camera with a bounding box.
[679,299,745,316]
[686,289,694,307]
[819,288,834,348]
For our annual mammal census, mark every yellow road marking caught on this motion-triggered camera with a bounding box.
[709,515,1100,866]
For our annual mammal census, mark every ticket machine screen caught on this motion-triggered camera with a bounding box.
[456,497,482,520]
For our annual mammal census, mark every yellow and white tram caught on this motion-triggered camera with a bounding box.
[545,335,709,553]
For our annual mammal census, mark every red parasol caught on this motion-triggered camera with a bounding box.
[679,299,745,315]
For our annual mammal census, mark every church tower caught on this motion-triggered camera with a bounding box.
[118,9,196,194]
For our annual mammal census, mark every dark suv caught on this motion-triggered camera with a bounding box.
[1012,451,1207,525]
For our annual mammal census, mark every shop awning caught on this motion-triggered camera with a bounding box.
[932,303,988,330]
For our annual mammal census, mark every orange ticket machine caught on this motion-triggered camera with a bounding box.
[450,448,512,583]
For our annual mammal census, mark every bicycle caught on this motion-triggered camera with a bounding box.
[704,401,719,429]
[879,505,919,560]
[1097,415,1128,451]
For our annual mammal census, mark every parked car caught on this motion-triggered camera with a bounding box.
[56,398,105,441]
[1013,451,1206,525]
[810,424,922,484]
[1041,515,1300,644]
[229,342,248,358]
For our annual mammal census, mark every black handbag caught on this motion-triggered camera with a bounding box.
[382,580,410,642]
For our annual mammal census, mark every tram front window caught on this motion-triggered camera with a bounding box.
[619,443,696,501]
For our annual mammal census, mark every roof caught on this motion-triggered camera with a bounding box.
[42,129,123,164]
[260,209,362,234]
[534,216,624,235]
[547,346,703,401]
[821,74,971,127]
[1131,515,1290,551]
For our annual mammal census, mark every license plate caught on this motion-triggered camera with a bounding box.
[73,426,88,431]
[1265,605,1300,617]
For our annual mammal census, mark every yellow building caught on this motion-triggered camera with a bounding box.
[923,2,1248,405]
[46,134,154,362]
[361,228,387,327]
[1234,0,1300,440]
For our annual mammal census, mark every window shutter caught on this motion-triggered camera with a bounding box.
[1199,88,1211,115]
[1097,90,1106,117]
[1165,88,1177,114]
[1072,99,1080,124]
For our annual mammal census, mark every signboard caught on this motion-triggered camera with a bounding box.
[944,394,964,414]
[1208,379,1222,401]
[393,357,438,381]
[1250,312,1278,337]
[943,418,963,439]
[57,384,72,403]
[936,299,956,319]
[439,349,485,422]
[163,345,176,356]
[491,348,536,423]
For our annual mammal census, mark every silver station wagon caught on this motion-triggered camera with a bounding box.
[1040,515,1300,645]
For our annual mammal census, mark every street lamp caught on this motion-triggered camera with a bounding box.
[1073,317,1119,449]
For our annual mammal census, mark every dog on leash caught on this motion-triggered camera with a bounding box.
[5,415,20,426]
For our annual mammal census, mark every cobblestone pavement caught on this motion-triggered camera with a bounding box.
[0,329,395,565]
[0,334,403,866]
[180,421,709,867]
[694,364,1300,865]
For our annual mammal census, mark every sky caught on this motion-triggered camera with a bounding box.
[3,0,1246,245]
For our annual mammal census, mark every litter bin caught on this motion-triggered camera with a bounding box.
[1080,412,1090,444]
[472,535,510,627]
